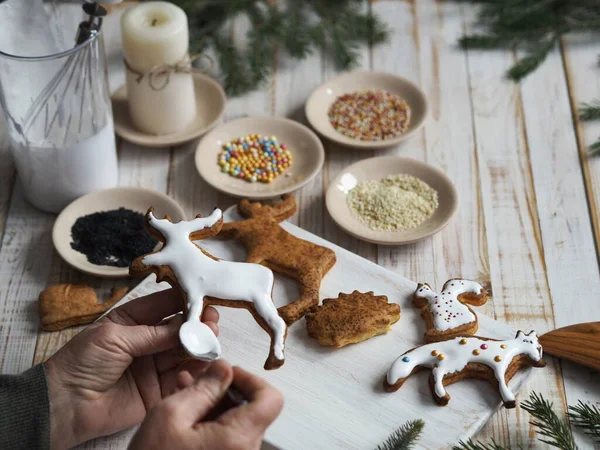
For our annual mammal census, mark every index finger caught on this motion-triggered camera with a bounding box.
[106,287,184,325]
[218,366,284,430]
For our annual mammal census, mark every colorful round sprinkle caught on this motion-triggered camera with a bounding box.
[431,350,439,356]
[494,355,502,362]
[402,356,410,362]
[217,134,292,183]
[328,89,411,141]
[500,344,507,349]
[480,344,488,350]
[459,339,468,345]
[437,354,445,360]
[473,349,480,355]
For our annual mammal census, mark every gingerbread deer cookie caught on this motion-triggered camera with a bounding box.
[130,208,287,370]
[413,279,488,343]
[220,195,337,324]
[384,331,545,408]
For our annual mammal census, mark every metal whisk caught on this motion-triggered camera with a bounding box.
[21,0,122,146]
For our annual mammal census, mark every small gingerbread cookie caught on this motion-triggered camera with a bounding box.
[413,279,487,343]
[39,284,129,331]
[305,291,400,348]
[130,207,288,370]
[220,195,337,325]
[384,331,545,408]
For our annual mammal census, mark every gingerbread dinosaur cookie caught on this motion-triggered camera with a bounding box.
[305,291,400,348]
[413,279,487,343]
[384,331,545,408]
[130,207,288,370]
[220,195,337,324]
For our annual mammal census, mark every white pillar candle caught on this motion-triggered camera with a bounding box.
[121,1,197,135]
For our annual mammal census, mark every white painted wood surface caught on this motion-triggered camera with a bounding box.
[1,1,600,449]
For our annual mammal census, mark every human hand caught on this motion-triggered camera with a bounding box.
[44,288,219,449]
[129,360,284,450]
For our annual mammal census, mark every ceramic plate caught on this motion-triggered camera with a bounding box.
[326,156,457,245]
[305,70,428,149]
[53,187,186,277]
[112,73,227,148]
[195,116,325,199]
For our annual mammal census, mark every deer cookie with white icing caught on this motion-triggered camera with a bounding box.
[413,279,488,343]
[384,331,545,408]
[130,207,288,370]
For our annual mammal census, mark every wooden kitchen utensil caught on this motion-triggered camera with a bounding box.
[539,322,600,372]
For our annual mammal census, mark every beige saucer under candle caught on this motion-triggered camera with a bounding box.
[121,1,196,135]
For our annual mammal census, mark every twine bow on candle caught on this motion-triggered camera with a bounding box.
[124,53,214,91]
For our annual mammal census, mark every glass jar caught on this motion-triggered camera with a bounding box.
[0,0,118,213]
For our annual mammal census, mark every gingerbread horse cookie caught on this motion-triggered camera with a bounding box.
[384,331,545,408]
[130,207,287,370]
[220,195,337,324]
[413,279,488,343]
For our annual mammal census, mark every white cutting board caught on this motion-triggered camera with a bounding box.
[113,207,534,449]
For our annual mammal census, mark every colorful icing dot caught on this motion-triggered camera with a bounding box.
[472,349,481,355]
[480,344,488,350]
[437,354,445,360]
[431,350,439,356]
[402,356,410,362]
[494,356,502,362]
[459,339,468,345]
[500,344,507,349]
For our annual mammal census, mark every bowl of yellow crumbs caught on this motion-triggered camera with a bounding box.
[326,156,457,245]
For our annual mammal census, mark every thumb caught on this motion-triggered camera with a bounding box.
[118,314,183,357]
[161,360,233,427]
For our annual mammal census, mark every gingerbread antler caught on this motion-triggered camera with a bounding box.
[238,194,296,222]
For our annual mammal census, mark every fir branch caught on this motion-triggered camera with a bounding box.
[520,392,578,450]
[211,34,252,97]
[506,37,557,81]
[568,401,600,440]
[376,420,424,450]
[589,139,600,155]
[452,438,510,450]
[579,100,600,121]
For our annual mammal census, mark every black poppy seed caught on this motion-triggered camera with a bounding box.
[70,208,157,267]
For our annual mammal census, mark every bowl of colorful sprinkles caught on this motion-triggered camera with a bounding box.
[305,71,428,149]
[195,116,325,199]
[326,156,457,245]
[53,187,186,277]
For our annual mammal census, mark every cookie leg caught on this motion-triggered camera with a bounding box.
[277,272,320,324]
[179,296,221,361]
[253,293,287,367]
[430,367,450,405]
[496,372,516,408]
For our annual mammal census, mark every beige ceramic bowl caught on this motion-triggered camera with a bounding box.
[326,156,457,245]
[53,187,186,277]
[195,116,325,199]
[112,73,227,148]
[305,71,428,149]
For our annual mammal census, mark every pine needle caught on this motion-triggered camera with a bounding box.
[589,139,600,155]
[520,392,578,450]
[579,100,600,121]
[506,38,556,81]
[568,401,600,440]
[452,438,510,450]
[375,419,425,450]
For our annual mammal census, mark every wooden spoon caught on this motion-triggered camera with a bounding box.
[539,322,600,372]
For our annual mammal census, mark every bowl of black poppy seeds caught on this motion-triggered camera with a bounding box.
[53,187,186,277]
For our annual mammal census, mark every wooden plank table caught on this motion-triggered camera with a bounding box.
[1,1,600,448]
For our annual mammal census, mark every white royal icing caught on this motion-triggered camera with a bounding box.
[386,331,543,403]
[143,209,287,362]
[415,279,484,332]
